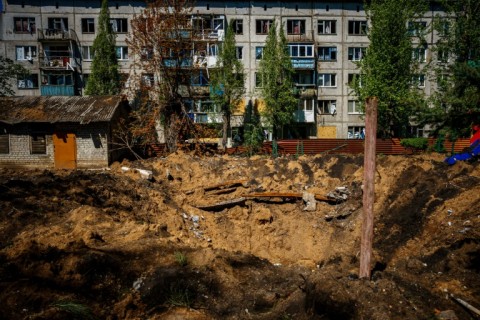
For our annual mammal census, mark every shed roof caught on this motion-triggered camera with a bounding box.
[0,96,126,125]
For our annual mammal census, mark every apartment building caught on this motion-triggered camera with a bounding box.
[0,0,441,139]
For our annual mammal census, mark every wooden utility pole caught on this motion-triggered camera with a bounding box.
[359,97,378,279]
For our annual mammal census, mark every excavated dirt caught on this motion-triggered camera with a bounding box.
[0,152,479,320]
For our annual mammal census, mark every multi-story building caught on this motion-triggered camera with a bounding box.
[0,0,440,139]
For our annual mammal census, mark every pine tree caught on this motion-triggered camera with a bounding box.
[352,0,428,137]
[210,22,246,149]
[258,22,297,139]
[85,0,120,95]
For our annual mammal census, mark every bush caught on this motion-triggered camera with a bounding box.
[400,138,429,151]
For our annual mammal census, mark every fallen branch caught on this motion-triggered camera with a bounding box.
[242,192,336,203]
[451,294,480,316]
[195,197,246,211]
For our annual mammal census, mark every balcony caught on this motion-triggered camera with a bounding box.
[38,28,77,42]
[39,55,78,70]
[286,30,314,43]
[294,110,315,123]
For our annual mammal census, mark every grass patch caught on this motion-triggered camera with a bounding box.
[52,300,96,320]
[174,251,188,267]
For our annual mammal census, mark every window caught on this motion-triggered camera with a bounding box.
[141,47,153,60]
[438,50,449,63]
[235,46,243,60]
[17,74,39,89]
[142,73,154,87]
[81,18,95,33]
[0,128,9,154]
[232,19,243,35]
[348,47,366,61]
[42,73,73,86]
[255,46,264,60]
[347,74,363,87]
[288,44,314,58]
[408,21,426,36]
[82,46,94,60]
[287,19,305,35]
[115,46,128,60]
[192,71,209,86]
[412,74,425,87]
[298,99,314,112]
[110,18,128,33]
[348,20,367,35]
[438,20,450,36]
[318,100,336,114]
[348,126,365,139]
[318,73,336,87]
[318,47,337,61]
[348,100,363,114]
[255,73,264,88]
[412,47,426,62]
[16,46,37,60]
[256,19,273,34]
[30,133,46,154]
[318,20,336,34]
[293,71,315,86]
[14,17,36,33]
[48,17,68,31]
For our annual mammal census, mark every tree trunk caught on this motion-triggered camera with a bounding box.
[222,107,231,149]
[359,97,378,279]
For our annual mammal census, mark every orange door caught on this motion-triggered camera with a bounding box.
[53,132,77,169]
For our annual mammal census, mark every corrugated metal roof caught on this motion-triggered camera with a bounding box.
[0,96,125,125]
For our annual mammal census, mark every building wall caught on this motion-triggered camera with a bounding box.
[1,0,437,138]
[0,122,111,169]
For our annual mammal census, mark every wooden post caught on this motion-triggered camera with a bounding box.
[359,97,378,279]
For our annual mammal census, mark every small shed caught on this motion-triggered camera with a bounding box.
[0,96,129,169]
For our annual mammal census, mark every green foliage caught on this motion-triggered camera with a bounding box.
[433,134,446,153]
[85,0,120,95]
[352,0,428,138]
[52,300,96,320]
[166,282,193,307]
[210,22,246,148]
[419,0,480,138]
[243,101,264,156]
[0,56,29,96]
[258,22,297,139]
[174,251,188,267]
[400,137,429,150]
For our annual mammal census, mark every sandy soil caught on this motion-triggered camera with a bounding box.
[0,152,478,320]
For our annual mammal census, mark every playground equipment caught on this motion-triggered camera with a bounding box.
[445,125,480,165]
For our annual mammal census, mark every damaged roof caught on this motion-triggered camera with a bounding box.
[0,96,126,125]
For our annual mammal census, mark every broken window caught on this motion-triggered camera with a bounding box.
[287,19,305,35]
[30,133,46,154]
[256,19,273,34]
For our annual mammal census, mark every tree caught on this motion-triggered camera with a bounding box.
[351,0,428,137]
[0,56,29,96]
[258,21,297,139]
[243,100,264,156]
[419,0,480,139]
[210,22,245,149]
[126,0,204,152]
[85,0,120,95]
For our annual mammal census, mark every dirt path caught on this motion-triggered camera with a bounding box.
[0,152,478,319]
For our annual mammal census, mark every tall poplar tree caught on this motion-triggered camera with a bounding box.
[258,22,297,139]
[351,0,428,137]
[420,0,480,139]
[85,0,120,95]
[210,22,245,149]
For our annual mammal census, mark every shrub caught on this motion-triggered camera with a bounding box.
[400,137,429,151]
[174,251,188,267]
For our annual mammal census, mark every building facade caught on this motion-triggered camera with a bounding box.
[0,0,442,139]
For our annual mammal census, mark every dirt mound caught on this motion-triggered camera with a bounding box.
[0,152,479,319]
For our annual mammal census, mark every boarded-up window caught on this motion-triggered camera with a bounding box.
[0,132,9,154]
[31,133,46,154]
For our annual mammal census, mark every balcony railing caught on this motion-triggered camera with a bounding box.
[37,28,77,41]
[39,55,78,70]
[286,30,314,42]
[294,110,315,123]
[40,85,75,96]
